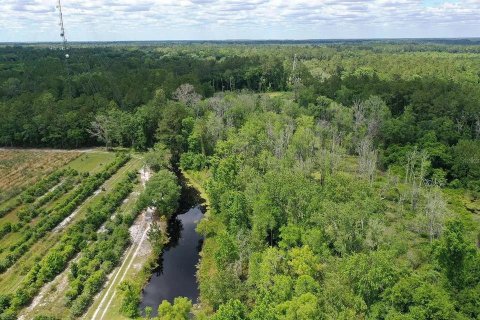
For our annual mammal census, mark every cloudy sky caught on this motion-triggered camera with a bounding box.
[0,0,478,42]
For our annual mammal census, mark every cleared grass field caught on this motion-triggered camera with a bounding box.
[0,149,80,203]
[65,151,116,173]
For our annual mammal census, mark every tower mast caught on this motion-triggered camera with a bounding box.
[57,0,69,56]
[56,0,71,97]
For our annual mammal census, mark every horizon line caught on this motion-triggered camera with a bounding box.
[1,36,480,44]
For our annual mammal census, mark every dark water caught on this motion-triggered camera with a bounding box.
[139,174,204,316]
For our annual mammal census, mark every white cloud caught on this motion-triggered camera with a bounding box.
[0,0,478,41]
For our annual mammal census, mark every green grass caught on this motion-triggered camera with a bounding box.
[183,169,211,208]
[0,198,18,213]
[64,151,116,173]
[0,207,20,225]
[266,91,294,99]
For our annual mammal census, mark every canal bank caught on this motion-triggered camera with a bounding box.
[139,169,206,316]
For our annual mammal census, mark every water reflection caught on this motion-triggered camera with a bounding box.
[139,173,205,316]
[139,206,204,315]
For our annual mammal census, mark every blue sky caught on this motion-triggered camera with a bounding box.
[0,0,478,42]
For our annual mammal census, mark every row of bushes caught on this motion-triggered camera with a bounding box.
[0,169,137,320]
[67,224,131,316]
[32,172,80,211]
[20,169,74,204]
[67,169,153,317]
[0,223,15,239]
[0,154,130,274]
[16,173,81,223]
[1,173,80,242]
[66,166,179,318]
[0,169,72,219]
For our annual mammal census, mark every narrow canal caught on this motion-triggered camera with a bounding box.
[139,175,204,316]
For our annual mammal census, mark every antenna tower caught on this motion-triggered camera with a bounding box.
[56,0,71,97]
[56,0,69,56]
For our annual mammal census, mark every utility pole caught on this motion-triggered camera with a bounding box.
[56,0,71,97]
[57,0,69,58]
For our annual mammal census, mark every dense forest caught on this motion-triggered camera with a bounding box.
[1,40,480,319]
[1,41,478,189]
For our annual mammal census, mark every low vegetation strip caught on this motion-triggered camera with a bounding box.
[0,173,81,240]
[19,169,68,205]
[0,154,130,274]
[0,169,70,219]
[27,173,81,218]
[0,204,17,220]
[67,183,154,318]
[0,169,137,319]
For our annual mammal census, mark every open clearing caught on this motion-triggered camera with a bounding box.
[0,149,80,203]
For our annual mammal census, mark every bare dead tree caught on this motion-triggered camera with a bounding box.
[456,118,464,133]
[173,83,202,115]
[423,186,447,241]
[404,148,429,211]
[353,97,389,157]
[206,113,225,145]
[353,99,365,133]
[275,123,294,159]
[315,124,343,185]
[233,229,250,278]
[404,148,416,185]
[329,129,342,174]
[363,96,389,138]
[87,114,113,149]
[357,137,377,185]
[209,96,224,118]
[318,148,333,186]
[289,54,303,102]
[455,113,467,134]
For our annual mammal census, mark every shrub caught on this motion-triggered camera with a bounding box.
[180,152,208,170]
[118,281,141,318]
